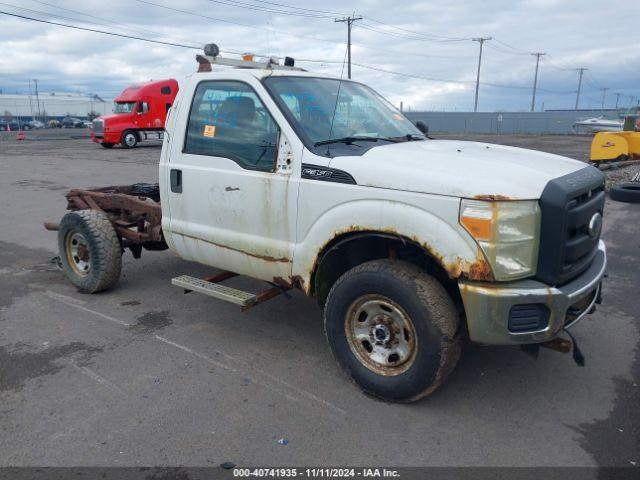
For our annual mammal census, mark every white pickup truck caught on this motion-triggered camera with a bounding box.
[47,46,607,402]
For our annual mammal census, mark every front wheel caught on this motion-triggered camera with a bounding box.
[58,210,122,293]
[121,130,138,148]
[324,260,461,402]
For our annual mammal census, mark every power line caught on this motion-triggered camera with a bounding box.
[27,0,172,39]
[492,37,532,55]
[2,9,579,99]
[134,0,344,47]
[361,16,470,42]
[0,10,200,49]
[356,22,468,43]
[484,42,530,56]
[204,0,333,18]
[134,0,474,59]
[249,0,346,16]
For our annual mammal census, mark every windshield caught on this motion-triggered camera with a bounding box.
[114,102,136,114]
[263,77,423,146]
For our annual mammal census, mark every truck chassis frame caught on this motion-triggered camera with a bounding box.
[46,184,166,257]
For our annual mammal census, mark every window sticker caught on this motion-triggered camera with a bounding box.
[203,125,216,138]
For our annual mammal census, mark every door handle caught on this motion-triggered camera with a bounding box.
[170,169,182,193]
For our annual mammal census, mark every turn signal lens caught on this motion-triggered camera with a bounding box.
[460,200,494,241]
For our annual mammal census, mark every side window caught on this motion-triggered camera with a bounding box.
[161,86,172,95]
[184,81,279,172]
[138,102,149,114]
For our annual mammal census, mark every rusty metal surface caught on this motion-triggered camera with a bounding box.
[43,222,59,231]
[540,337,572,354]
[310,227,494,291]
[473,194,513,201]
[63,186,164,245]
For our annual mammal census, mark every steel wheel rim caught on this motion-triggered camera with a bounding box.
[65,231,91,276]
[125,133,136,147]
[345,294,417,376]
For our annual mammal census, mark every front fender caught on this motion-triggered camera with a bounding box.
[292,197,490,294]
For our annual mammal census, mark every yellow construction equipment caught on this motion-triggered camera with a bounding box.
[590,116,640,164]
[590,131,640,163]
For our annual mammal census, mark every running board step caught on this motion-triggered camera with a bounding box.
[171,275,257,307]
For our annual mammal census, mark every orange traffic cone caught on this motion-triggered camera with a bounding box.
[16,131,26,141]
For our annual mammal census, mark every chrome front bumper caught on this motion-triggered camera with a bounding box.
[459,240,606,345]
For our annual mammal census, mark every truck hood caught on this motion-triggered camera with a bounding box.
[328,140,586,200]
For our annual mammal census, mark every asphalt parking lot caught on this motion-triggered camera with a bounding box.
[0,130,638,471]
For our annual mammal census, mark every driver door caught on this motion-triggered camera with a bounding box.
[164,79,298,282]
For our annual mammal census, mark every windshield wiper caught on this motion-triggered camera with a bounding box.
[314,136,404,147]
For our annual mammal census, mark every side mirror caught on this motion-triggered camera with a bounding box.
[415,121,428,136]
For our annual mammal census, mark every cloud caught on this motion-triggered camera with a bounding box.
[0,0,637,111]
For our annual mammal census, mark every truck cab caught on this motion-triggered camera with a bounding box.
[53,48,606,402]
[91,78,178,148]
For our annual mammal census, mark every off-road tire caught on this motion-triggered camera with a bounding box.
[100,142,115,149]
[121,130,138,148]
[58,210,122,293]
[324,259,461,402]
[610,182,640,203]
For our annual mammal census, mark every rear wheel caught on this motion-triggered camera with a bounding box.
[324,260,461,402]
[58,210,122,293]
[121,130,138,148]
[100,142,115,149]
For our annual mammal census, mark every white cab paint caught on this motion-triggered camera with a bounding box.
[160,67,583,290]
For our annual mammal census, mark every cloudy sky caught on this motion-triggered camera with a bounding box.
[0,0,638,112]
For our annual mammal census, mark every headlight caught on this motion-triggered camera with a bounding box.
[459,199,541,281]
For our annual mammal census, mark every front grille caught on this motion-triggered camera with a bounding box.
[92,119,104,136]
[536,167,605,286]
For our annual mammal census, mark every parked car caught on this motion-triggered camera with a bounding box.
[47,46,607,402]
[0,119,22,131]
[61,117,85,128]
[23,120,45,130]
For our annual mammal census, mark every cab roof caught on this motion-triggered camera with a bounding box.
[115,78,178,103]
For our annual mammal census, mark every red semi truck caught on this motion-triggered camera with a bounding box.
[90,79,178,149]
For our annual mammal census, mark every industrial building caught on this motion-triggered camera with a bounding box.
[0,91,113,121]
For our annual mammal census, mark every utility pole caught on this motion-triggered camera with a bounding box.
[335,15,363,79]
[33,79,41,121]
[530,52,545,112]
[614,92,620,109]
[472,37,491,112]
[574,68,587,110]
[599,87,609,109]
[28,80,33,118]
